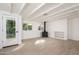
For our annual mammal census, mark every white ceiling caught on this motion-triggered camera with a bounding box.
[0,3,79,22]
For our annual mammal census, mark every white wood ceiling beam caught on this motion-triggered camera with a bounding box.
[55,7,79,18]
[30,3,64,20]
[10,3,13,13]
[44,4,79,19]
[32,4,79,21]
[47,8,79,21]
[27,3,45,17]
[18,3,27,14]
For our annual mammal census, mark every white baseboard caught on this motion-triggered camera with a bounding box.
[69,39,79,41]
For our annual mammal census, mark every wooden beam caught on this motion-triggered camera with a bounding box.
[30,3,64,20]
[46,7,79,22]
[10,3,13,13]
[27,3,45,17]
[18,3,27,14]
[32,4,79,21]
[44,4,79,19]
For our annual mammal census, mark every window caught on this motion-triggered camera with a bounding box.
[23,23,27,30]
[23,23,32,30]
[28,24,32,30]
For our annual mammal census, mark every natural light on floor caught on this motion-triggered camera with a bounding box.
[34,39,46,45]
[12,43,25,52]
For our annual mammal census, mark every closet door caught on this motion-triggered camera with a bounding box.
[3,16,18,47]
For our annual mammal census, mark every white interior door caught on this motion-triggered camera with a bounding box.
[3,16,18,47]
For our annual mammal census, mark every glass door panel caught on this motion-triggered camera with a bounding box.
[6,20,16,39]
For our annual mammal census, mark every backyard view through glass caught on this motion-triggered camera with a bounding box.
[6,20,16,38]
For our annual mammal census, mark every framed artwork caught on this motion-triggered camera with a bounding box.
[23,23,32,30]
[23,23,27,30]
[28,24,32,30]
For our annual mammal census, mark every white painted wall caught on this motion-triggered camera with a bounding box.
[68,17,79,41]
[48,19,68,40]
[68,19,73,40]
[22,20,41,39]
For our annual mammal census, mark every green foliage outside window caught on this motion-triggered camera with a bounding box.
[23,23,27,30]
[6,20,15,38]
[23,23,32,30]
[28,24,32,30]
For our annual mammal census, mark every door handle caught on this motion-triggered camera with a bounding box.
[16,31,18,33]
